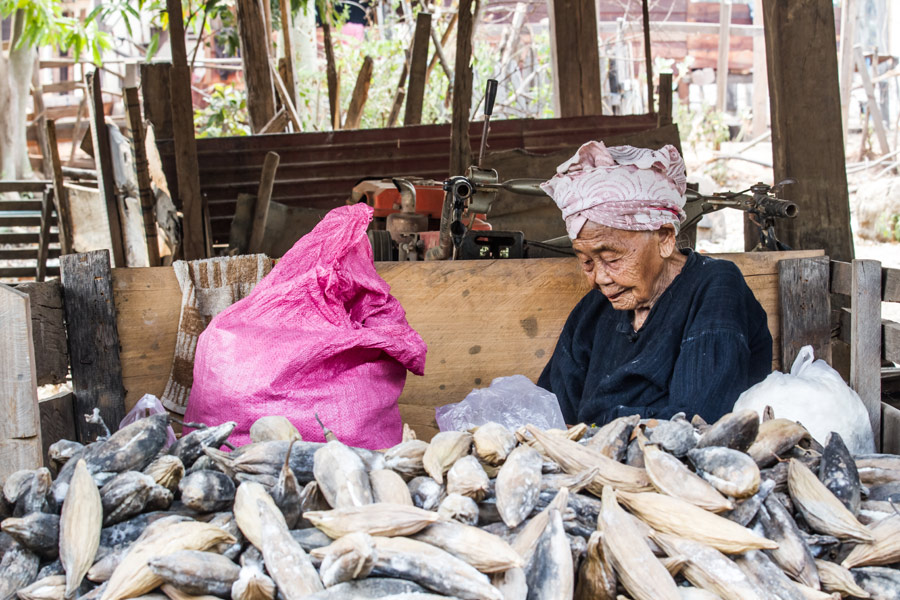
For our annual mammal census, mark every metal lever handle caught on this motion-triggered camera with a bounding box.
[478,79,499,167]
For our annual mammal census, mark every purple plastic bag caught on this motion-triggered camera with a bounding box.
[120,394,177,448]
[185,204,427,450]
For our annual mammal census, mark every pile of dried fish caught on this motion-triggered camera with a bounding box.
[3,408,900,600]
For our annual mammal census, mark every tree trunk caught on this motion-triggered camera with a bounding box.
[0,9,34,179]
[292,1,318,75]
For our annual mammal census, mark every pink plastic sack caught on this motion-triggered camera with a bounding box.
[185,204,427,449]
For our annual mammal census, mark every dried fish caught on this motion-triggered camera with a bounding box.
[818,432,861,515]
[249,416,302,443]
[86,548,124,583]
[384,440,429,481]
[815,559,870,598]
[271,441,303,528]
[169,422,236,469]
[142,456,184,493]
[233,482,285,550]
[687,446,760,499]
[304,503,439,539]
[88,415,170,476]
[491,567,527,600]
[369,470,414,506]
[473,422,516,465]
[585,415,639,461]
[314,441,373,508]
[231,563,275,600]
[59,460,101,598]
[747,419,809,468]
[616,490,777,554]
[1,513,59,559]
[301,579,429,600]
[788,459,874,542]
[757,496,819,588]
[446,456,490,501]
[0,542,40,600]
[735,549,806,600]
[422,432,473,484]
[408,477,445,511]
[100,472,157,525]
[851,567,900,600]
[525,507,574,600]
[437,494,479,526]
[179,470,235,513]
[148,550,240,597]
[16,575,66,600]
[412,520,523,573]
[369,536,504,600]
[696,410,759,452]
[642,442,732,512]
[574,531,615,600]
[309,532,376,587]
[256,500,324,598]
[48,441,83,471]
[646,415,696,457]
[495,445,543,528]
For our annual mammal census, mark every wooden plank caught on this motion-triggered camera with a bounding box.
[87,70,126,268]
[882,402,900,455]
[642,0,653,113]
[343,56,374,130]
[884,320,900,365]
[449,0,476,175]
[248,152,280,254]
[236,0,276,132]
[109,250,817,438]
[228,193,256,254]
[657,73,673,127]
[140,63,174,140]
[404,12,431,126]
[0,284,43,483]
[0,249,61,261]
[14,281,68,386]
[778,256,831,369]
[716,0,733,112]
[387,46,412,129]
[850,259,882,451]
[36,189,54,282]
[548,0,603,117]
[0,180,50,193]
[45,121,74,255]
[42,80,83,94]
[0,215,43,227]
[168,0,208,260]
[751,0,768,137]
[762,0,853,262]
[0,267,61,279]
[321,1,340,130]
[855,46,891,156]
[0,200,43,211]
[124,87,161,267]
[39,391,75,474]
[883,267,900,302]
[278,0,297,112]
[0,233,55,245]
[60,251,126,442]
[838,0,857,147]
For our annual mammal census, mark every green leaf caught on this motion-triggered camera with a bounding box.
[145,33,160,62]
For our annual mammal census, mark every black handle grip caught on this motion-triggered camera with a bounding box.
[484,79,498,116]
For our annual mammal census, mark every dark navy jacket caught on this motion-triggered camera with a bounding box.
[537,250,772,425]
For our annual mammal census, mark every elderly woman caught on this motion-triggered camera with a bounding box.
[537,142,772,425]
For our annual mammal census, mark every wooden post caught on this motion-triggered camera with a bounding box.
[839,0,857,147]
[716,0,733,112]
[321,1,341,130]
[14,281,68,387]
[778,256,832,369]
[123,87,161,267]
[426,13,458,82]
[0,284,43,482]
[60,251,126,443]
[168,0,209,260]
[86,70,126,268]
[450,0,477,175]
[762,0,853,262]
[405,12,432,126]
[388,47,412,128]
[279,0,298,111]
[547,0,603,117]
[429,20,454,82]
[657,73,673,127]
[854,47,891,156]
[140,63,174,140]
[36,187,54,282]
[751,0,768,137]
[344,56,374,130]
[248,152,280,254]
[237,0,277,132]
[850,259,882,450]
[642,0,653,114]
[44,121,73,256]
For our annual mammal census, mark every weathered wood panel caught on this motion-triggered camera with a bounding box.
[850,260,882,451]
[61,251,126,442]
[882,402,900,455]
[111,250,822,437]
[0,284,42,484]
[779,256,832,368]
[549,0,603,116]
[39,391,75,474]
[14,281,69,386]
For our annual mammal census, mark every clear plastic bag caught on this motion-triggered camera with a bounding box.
[733,345,875,455]
[435,375,566,432]
[120,394,177,449]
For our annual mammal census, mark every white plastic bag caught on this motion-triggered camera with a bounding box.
[120,394,177,449]
[733,346,875,455]
[435,374,566,433]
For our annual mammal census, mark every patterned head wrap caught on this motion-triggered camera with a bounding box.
[540,141,688,239]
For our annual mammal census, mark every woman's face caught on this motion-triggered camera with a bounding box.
[572,221,677,311]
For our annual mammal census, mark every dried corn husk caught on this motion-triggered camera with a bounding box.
[257,500,323,598]
[473,422,516,465]
[158,583,219,600]
[231,564,275,600]
[793,582,841,600]
[384,440,429,480]
[616,490,777,554]
[437,493,479,526]
[309,532,376,587]
[233,482,286,550]
[314,441,373,509]
[842,514,900,568]
[598,486,680,600]
[574,531,616,600]
[526,426,652,494]
[495,445,543,528]
[787,459,874,543]
[815,559,870,598]
[142,456,184,492]
[642,442,732,512]
[369,469,413,505]
[411,520,523,573]
[304,503,440,539]
[59,459,102,598]
[101,520,235,600]
[16,575,66,600]
[422,432,472,484]
[249,416,302,443]
[402,423,417,441]
[446,455,490,501]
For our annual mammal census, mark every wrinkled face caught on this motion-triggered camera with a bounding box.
[572,221,676,311]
